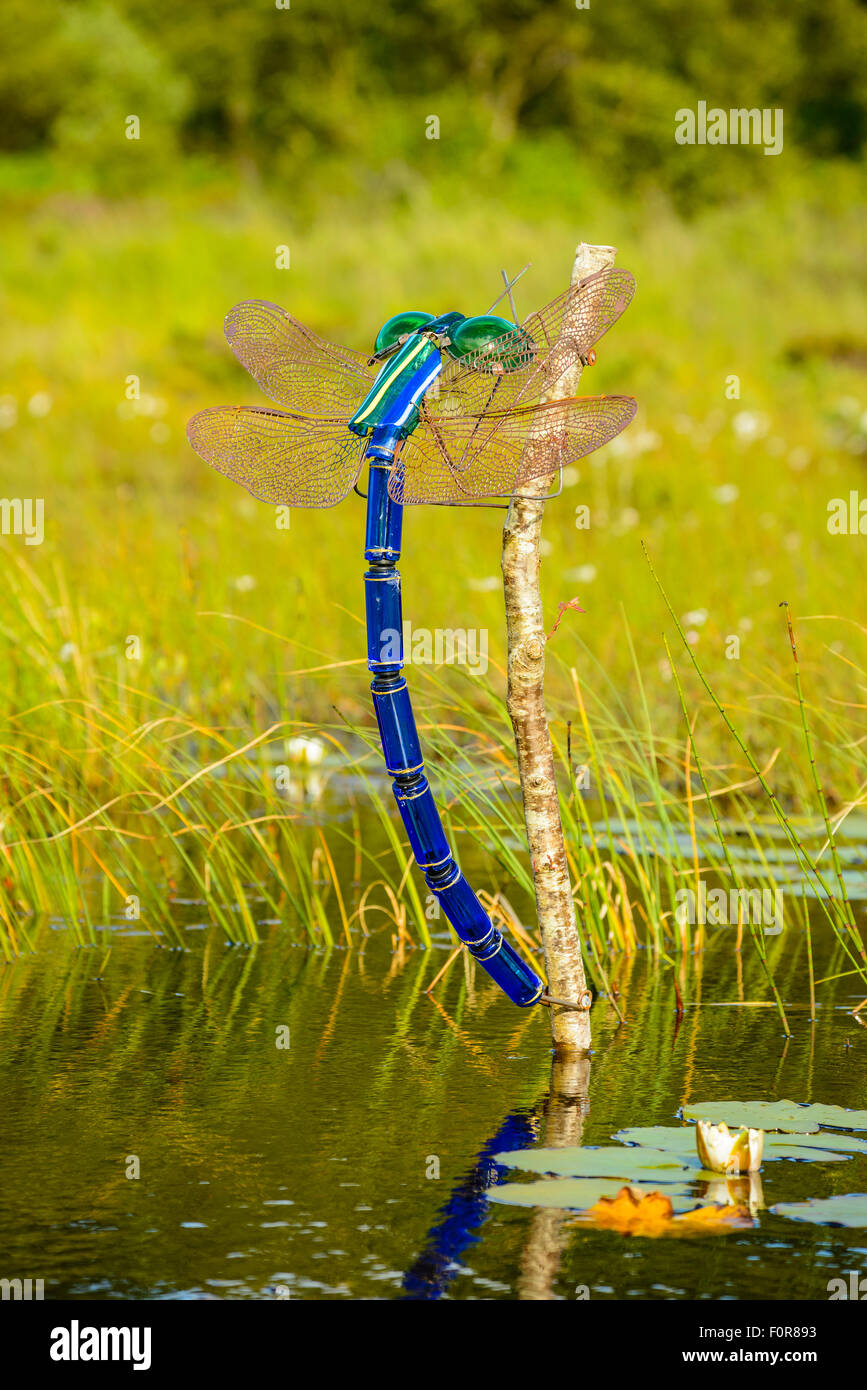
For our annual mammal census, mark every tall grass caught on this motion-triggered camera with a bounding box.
[2,542,863,1030]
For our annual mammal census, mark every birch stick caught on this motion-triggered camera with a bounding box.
[502,241,618,1053]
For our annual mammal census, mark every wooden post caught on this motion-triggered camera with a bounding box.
[502,241,618,1053]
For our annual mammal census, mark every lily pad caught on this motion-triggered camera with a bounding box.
[681,1100,867,1133]
[799,1102,867,1131]
[771,1194,867,1228]
[488,1177,697,1211]
[761,1130,867,1155]
[493,1145,695,1181]
[614,1125,866,1163]
[614,1126,704,1154]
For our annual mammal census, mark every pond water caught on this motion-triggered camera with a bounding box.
[0,919,865,1300]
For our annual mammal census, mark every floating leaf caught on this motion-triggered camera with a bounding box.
[570,1185,754,1238]
[493,1145,694,1181]
[682,1100,867,1133]
[614,1126,704,1153]
[614,1125,863,1163]
[771,1194,867,1228]
[743,1145,849,1163]
[760,1130,867,1155]
[488,1177,696,1211]
[682,1101,818,1132]
[799,1103,867,1131]
[672,1203,755,1238]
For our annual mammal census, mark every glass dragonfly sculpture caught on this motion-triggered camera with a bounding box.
[187,267,636,1009]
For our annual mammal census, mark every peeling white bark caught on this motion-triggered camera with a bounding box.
[502,242,619,1053]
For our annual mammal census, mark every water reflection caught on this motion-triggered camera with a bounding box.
[403,1053,593,1300]
[518,1055,591,1301]
[0,921,863,1300]
[403,1109,540,1299]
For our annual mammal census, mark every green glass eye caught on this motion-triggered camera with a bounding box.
[375,312,435,355]
[450,315,534,372]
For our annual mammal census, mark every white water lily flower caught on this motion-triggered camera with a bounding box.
[696,1120,764,1174]
[287,736,326,767]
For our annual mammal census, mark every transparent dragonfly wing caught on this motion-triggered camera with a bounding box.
[187,406,364,508]
[223,300,378,419]
[431,268,635,418]
[388,395,638,505]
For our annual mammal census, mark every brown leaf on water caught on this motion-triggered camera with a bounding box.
[673,1202,754,1237]
[571,1185,754,1238]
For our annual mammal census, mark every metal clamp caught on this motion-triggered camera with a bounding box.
[539,989,593,1012]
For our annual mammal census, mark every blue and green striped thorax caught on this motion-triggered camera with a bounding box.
[348,306,532,441]
[348,328,445,440]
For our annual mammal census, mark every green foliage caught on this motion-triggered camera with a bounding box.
[1,0,865,203]
[0,1,188,191]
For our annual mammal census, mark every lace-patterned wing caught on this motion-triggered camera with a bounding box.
[223,301,377,419]
[187,407,364,508]
[388,395,637,505]
[429,268,636,422]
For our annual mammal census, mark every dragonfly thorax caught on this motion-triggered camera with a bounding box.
[349,329,445,439]
[350,306,535,439]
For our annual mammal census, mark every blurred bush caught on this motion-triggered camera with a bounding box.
[1,0,864,205]
[0,1,188,191]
